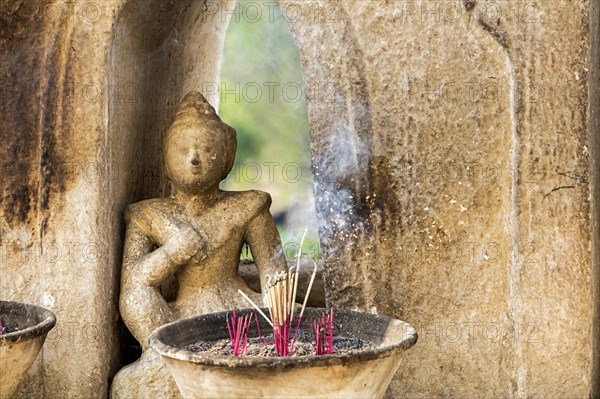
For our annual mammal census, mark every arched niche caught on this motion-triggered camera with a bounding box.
[109,0,235,206]
[106,0,366,387]
[107,0,235,369]
[109,0,375,320]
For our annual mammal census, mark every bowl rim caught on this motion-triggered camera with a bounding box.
[149,307,418,369]
[0,300,57,343]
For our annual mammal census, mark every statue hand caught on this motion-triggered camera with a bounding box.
[164,225,207,266]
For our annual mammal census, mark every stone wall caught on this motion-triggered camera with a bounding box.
[0,0,597,397]
[0,1,233,397]
[589,0,600,395]
[283,0,599,397]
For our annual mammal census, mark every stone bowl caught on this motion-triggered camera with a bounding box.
[0,300,57,399]
[149,308,417,399]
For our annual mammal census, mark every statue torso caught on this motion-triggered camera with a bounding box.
[125,190,270,315]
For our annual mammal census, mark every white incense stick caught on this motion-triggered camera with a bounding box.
[237,289,273,327]
[298,260,318,321]
[290,230,307,323]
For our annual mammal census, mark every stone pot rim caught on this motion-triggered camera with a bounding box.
[0,300,57,344]
[149,307,418,369]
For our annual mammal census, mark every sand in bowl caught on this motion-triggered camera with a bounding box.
[185,329,374,357]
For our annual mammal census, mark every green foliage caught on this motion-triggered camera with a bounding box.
[219,1,310,195]
[219,1,320,259]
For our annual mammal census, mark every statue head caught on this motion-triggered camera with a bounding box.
[164,91,237,194]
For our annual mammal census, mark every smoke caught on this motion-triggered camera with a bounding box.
[309,119,372,255]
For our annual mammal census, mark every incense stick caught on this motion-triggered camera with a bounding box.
[299,260,318,321]
[236,232,321,357]
[237,289,273,327]
[289,230,306,324]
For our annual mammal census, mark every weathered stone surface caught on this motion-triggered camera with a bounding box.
[1,2,124,397]
[0,0,597,397]
[589,0,599,395]
[1,1,234,397]
[282,0,598,397]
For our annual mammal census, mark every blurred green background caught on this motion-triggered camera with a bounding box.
[218,1,320,259]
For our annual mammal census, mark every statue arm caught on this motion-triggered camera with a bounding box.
[244,201,287,301]
[120,219,204,348]
[137,224,206,286]
[119,220,176,348]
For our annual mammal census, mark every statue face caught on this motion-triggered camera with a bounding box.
[164,128,224,193]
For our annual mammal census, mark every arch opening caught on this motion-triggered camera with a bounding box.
[218,0,320,261]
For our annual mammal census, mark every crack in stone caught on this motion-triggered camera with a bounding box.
[557,170,588,183]
[544,185,576,199]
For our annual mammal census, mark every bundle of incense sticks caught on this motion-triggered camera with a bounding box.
[226,310,253,356]
[266,269,299,356]
[238,260,318,357]
[311,308,334,355]
[237,230,322,357]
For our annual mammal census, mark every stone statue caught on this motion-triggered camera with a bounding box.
[110,91,287,398]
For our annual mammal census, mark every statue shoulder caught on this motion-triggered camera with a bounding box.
[245,189,272,208]
[125,198,180,244]
[125,198,175,223]
[240,189,271,208]
[224,190,272,219]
